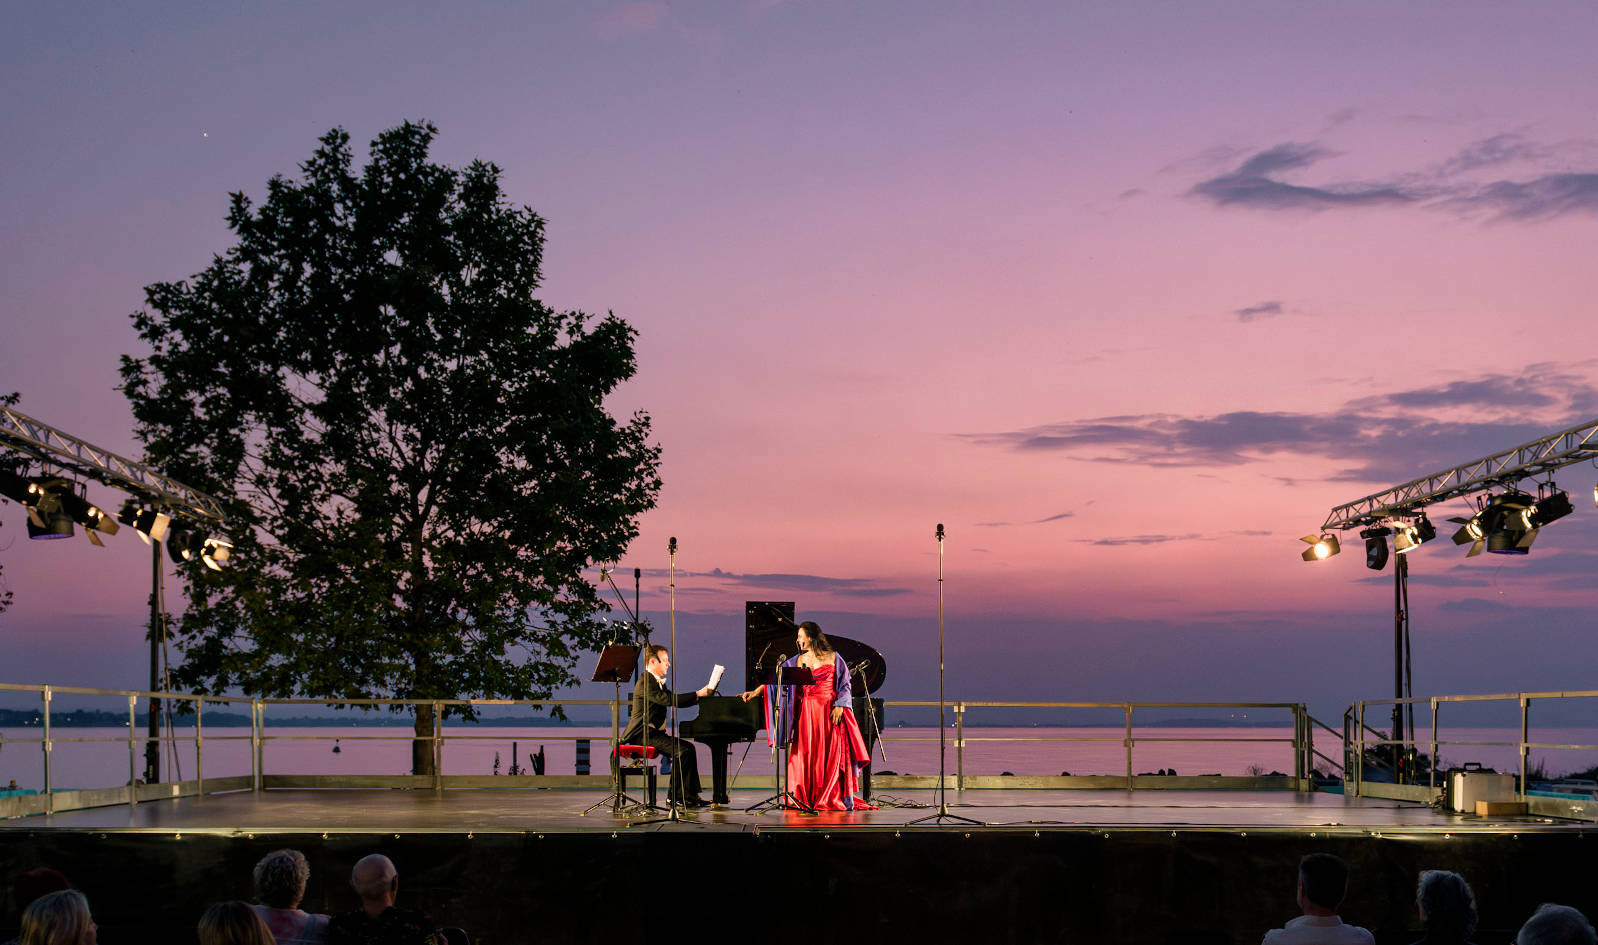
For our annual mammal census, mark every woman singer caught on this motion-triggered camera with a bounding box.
[738,620,876,811]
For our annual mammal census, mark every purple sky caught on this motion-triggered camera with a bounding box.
[5,1,1598,721]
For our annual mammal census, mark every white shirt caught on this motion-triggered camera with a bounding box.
[1261,914,1375,945]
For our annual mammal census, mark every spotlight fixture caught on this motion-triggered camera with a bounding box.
[55,488,118,547]
[200,537,233,570]
[1361,526,1391,571]
[1299,533,1340,562]
[1485,492,1536,555]
[1524,489,1573,529]
[165,526,204,564]
[116,500,170,544]
[1394,515,1437,555]
[14,477,74,540]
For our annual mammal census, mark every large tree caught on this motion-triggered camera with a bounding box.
[120,122,661,773]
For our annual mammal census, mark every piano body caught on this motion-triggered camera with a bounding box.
[679,601,887,804]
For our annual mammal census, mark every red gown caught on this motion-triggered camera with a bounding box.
[786,663,877,811]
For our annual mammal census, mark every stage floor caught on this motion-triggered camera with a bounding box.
[2,787,1582,835]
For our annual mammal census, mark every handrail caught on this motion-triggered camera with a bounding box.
[0,681,1318,810]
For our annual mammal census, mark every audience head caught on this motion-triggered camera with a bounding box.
[1518,904,1597,945]
[19,889,94,945]
[196,901,274,945]
[1297,853,1350,913]
[350,854,399,904]
[12,868,71,916]
[252,849,311,909]
[1416,870,1477,939]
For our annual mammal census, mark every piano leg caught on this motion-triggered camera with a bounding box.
[706,739,732,805]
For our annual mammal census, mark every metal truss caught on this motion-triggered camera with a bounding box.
[1,406,227,525]
[1320,417,1598,532]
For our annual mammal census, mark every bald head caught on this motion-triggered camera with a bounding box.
[351,854,398,903]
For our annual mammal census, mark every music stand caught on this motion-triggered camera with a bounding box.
[580,644,653,816]
[747,664,817,814]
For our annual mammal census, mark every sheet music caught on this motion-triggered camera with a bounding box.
[707,664,725,692]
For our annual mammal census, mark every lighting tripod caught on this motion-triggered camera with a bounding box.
[904,523,983,827]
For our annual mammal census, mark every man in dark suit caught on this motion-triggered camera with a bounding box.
[620,643,711,808]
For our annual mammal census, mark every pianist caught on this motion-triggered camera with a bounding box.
[620,644,712,809]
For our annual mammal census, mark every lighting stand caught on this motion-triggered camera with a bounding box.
[904,523,983,827]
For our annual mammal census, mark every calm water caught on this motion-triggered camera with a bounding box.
[6,725,1598,793]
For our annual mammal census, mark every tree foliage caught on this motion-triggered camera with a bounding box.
[119,123,661,769]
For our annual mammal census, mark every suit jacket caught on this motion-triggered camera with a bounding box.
[619,671,698,745]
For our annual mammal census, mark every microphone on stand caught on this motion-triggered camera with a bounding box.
[850,659,871,675]
[754,642,773,670]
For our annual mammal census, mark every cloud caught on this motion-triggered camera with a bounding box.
[958,364,1598,482]
[1190,143,1417,211]
[975,511,1074,527]
[1189,133,1598,223]
[1078,528,1271,547]
[702,568,911,597]
[596,2,667,39]
[1234,300,1292,323]
[1079,533,1203,546]
[1447,173,1598,222]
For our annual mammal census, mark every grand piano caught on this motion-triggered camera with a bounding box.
[680,601,887,805]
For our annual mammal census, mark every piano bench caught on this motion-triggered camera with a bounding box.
[614,744,659,808]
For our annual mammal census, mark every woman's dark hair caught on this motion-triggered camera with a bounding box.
[197,900,274,945]
[798,621,832,654]
[1417,870,1477,940]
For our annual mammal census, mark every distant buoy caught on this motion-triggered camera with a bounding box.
[332,739,341,754]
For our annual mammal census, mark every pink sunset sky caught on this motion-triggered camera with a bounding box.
[4,1,1598,718]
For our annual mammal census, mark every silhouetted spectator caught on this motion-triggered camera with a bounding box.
[1410,870,1477,945]
[198,901,275,945]
[252,849,329,944]
[18,889,94,945]
[1517,905,1597,945]
[5,869,71,945]
[1261,853,1374,945]
[327,855,444,945]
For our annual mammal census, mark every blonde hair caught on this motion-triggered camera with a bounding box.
[20,889,93,945]
[196,901,274,945]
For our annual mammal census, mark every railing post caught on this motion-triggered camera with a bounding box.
[1124,704,1134,789]
[127,694,139,808]
[1354,702,1364,798]
[433,702,444,793]
[1519,694,1530,797]
[41,686,53,813]
[1429,698,1438,792]
[251,699,263,793]
[196,699,204,797]
[955,703,964,789]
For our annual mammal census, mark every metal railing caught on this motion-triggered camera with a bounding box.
[1350,689,1598,805]
[3,681,1324,817]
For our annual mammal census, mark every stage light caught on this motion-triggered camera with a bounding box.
[1525,490,1573,529]
[117,500,170,544]
[1300,533,1340,562]
[166,526,203,563]
[55,489,119,547]
[1394,515,1436,554]
[200,537,232,570]
[13,477,74,540]
[1361,526,1391,571]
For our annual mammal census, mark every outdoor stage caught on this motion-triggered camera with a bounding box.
[3,787,1595,944]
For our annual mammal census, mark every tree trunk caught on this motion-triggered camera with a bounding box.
[412,702,436,776]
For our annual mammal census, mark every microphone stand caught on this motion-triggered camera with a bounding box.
[905,523,983,826]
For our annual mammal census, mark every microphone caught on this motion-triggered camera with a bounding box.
[669,536,677,555]
[633,567,641,580]
[850,659,871,674]
[936,523,945,541]
[754,642,773,669]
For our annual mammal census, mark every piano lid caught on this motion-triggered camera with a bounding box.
[744,601,886,694]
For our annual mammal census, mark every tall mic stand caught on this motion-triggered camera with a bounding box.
[905,523,983,826]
